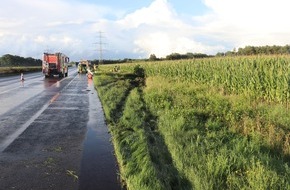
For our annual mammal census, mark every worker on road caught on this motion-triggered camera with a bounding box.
[20,73,24,81]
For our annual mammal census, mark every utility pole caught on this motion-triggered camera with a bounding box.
[94,31,106,64]
[44,46,51,54]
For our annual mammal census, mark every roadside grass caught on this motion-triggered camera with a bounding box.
[144,77,290,189]
[0,66,42,74]
[94,67,191,189]
[93,57,290,190]
[43,157,56,167]
[53,146,63,153]
[66,170,79,182]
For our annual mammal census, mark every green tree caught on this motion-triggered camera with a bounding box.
[149,54,157,61]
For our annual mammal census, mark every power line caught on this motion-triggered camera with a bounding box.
[94,31,106,64]
[44,46,52,54]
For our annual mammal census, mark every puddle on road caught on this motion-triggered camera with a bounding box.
[79,79,121,190]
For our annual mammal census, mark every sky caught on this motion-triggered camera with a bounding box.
[1,0,290,61]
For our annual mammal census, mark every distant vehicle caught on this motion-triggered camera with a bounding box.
[42,52,69,78]
[78,60,90,74]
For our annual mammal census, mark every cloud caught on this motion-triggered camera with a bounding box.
[97,0,222,58]
[200,0,290,48]
[0,0,223,60]
[0,0,231,60]
[0,0,112,59]
[2,0,290,60]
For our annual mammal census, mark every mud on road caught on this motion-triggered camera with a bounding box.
[0,74,119,190]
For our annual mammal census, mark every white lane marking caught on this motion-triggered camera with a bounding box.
[0,74,79,153]
[0,101,50,153]
[0,68,78,95]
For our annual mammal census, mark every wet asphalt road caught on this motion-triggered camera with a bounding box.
[0,68,120,190]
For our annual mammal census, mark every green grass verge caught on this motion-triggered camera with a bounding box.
[93,61,290,190]
[93,67,189,189]
[0,66,42,74]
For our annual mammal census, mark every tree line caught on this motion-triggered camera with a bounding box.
[217,45,290,56]
[0,54,42,67]
[87,52,211,64]
[3,45,290,67]
[149,52,211,61]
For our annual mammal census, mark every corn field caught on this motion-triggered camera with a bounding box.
[95,56,290,189]
[141,56,290,107]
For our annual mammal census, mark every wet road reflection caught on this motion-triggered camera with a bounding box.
[0,68,77,116]
[79,78,121,190]
[0,69,121,189]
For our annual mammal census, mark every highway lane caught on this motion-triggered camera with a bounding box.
[0,68,78,116]
[0,68,86,189]
[0,68,79,152]
[0,67,120,189]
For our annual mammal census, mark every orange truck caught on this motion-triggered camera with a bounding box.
[42,52,69,78]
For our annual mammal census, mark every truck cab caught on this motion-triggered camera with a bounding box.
[42,52,69,78]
